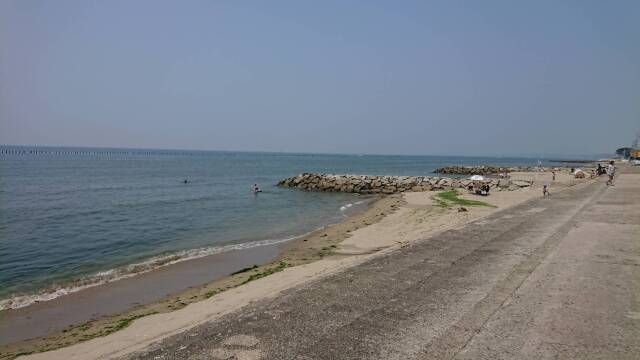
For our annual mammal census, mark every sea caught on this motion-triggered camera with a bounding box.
[0,146,549,310]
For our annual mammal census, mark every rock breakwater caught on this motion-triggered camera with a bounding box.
[433,165,541,175]
[278,173,532,194]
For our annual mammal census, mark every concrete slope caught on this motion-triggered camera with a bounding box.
[128,170,639,360]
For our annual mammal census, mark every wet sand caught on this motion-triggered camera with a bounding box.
[0,244,282,346]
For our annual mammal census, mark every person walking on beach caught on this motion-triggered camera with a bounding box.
[543,183,550,197]
[552,171,556,181]
[606,161,616,186]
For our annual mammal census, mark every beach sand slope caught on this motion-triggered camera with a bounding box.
[18,170,616,360]
[119,169,638,360]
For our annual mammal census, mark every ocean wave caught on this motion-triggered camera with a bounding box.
[0,235,303,311]
[339,203,354,211]
[340,199,370,212]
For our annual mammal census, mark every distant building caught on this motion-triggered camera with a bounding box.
[618,131,640,159]
[616,147,633,159]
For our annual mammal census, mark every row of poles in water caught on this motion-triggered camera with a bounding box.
[0,148,202,156]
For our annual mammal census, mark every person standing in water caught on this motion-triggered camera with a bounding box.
[606,161,616,186]
[252,184,261,194]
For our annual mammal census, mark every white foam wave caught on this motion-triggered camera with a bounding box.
[339,203,354,211]
[0,235,302,311]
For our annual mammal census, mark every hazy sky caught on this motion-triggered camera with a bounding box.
[1,1,638,156]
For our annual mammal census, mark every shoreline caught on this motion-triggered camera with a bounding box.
[0,195,399,357]
[0,235,311,312]
[1,169,594,359]
[0,194,376,312]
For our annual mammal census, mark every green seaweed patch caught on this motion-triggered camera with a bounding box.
[241,262,290,285]
[10,351,35,359]
[102,311,158,336]
[435,190,495,208]
[205,289,223,298]
[433,197,449,208]
[230,265,259,275]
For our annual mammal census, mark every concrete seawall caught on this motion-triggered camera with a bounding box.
[278,173,532,194]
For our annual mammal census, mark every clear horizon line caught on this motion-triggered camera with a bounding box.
[0,142,609,160]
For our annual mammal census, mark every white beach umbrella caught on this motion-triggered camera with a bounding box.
[469,175,485,181]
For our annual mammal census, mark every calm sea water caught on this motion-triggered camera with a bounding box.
[0,146,544,308]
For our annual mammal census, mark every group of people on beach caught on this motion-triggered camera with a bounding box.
[542,160,616,198]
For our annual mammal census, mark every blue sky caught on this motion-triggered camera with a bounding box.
[1,0,638,156]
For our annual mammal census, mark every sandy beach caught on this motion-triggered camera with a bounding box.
[3,1,636,358]
[1,168,597,360]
